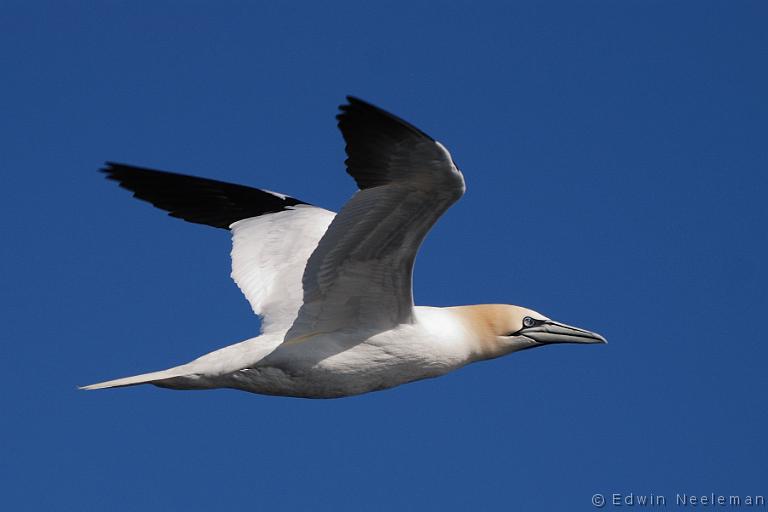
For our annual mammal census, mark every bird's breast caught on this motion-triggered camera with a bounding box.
[228,313,473,398]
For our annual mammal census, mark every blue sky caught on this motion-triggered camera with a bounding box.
[1,1,766,510]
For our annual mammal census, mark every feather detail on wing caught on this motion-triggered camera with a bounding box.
[285,97,465,339]
[230,206,335,334]
[101,162,309,229]
[101,162,334,334]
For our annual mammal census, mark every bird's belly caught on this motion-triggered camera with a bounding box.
[223,332,464,398]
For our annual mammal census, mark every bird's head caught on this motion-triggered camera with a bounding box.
[449,304,607,360]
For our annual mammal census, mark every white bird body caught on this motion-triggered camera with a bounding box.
[82,97,605,399]
[164,307,471,398]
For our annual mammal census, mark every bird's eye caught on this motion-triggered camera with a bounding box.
[523,316,536,328]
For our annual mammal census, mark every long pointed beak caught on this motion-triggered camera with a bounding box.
[522,321,607,345]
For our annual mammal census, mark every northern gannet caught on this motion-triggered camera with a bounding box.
[82,97,606,398]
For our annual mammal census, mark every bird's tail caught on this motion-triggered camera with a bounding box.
[79,367,189,390]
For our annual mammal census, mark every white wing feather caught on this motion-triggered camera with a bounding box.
[230,205,335,334]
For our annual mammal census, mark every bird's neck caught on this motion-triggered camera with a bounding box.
[443,304,516,360]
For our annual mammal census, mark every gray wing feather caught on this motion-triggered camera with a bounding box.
[286,98,465,339]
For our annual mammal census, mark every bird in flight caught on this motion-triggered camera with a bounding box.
[82,97,606,398]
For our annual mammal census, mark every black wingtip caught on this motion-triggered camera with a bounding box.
[99,162,309,229]
[101,161,128,181]
[100,161,117,175]
[336,96,435,142]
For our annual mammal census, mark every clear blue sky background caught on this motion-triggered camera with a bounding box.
[1,1,766,510]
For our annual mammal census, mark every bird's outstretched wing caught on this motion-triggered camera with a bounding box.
[102,163,335,334]
[102,162,309,229]
[286,97,465,339]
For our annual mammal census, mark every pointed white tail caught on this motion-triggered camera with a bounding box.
[80,368,187,390]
